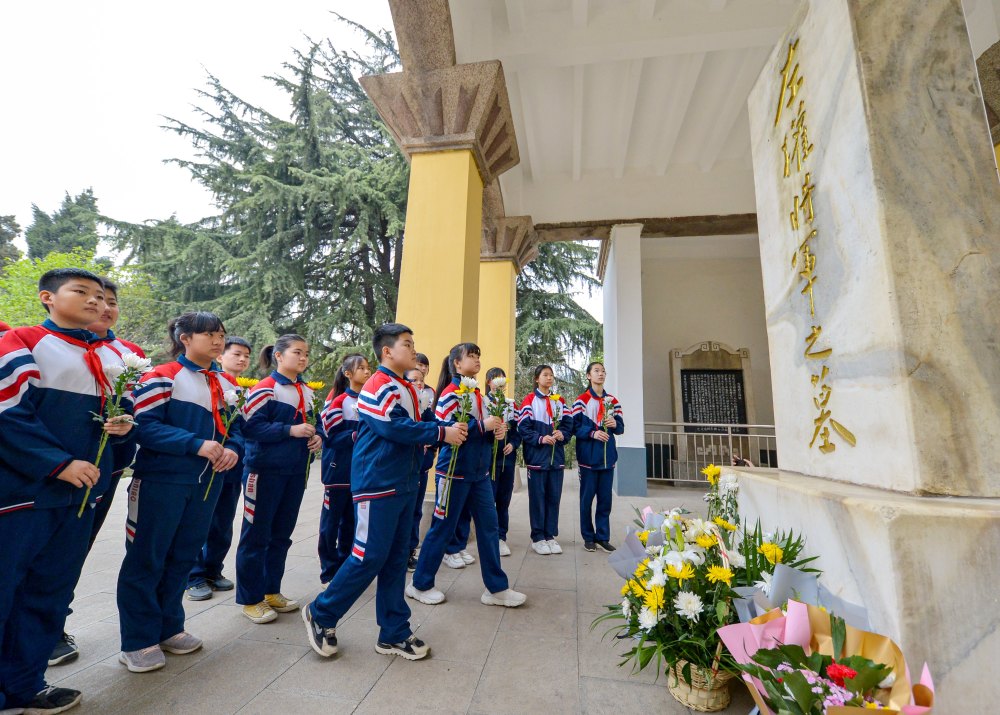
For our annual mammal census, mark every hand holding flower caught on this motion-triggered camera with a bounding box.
[443,425,467,446]
[503,442,514,456]
[58,460,100,488]
[198,440,225,463]
[307,434,323,453]
[593,430,611,443]
[493,422,508,440]
[290,423,316,439]
[454,421,469,435]
[103,414,135,436]
[603,414,617,429]
[214,448,239,472]
[483,415,502,431]
[553,429,565,442]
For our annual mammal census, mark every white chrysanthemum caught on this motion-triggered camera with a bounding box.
[680,545,706,566]
[718,473,739,495]
[104,364,124,381]
[621,598,631,620]
[460,376,478,391]
[419,392,431,412]
[122,353,153,372]
[674,591,704,622]
[755,571,772,597]
[728,550,746,569]
[637,606,657,631]
[224,390,240,406]
[647,570,667,588]
[490,376,507,390]
[644,545,661,557]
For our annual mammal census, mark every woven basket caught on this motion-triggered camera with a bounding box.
[666,660,736,712]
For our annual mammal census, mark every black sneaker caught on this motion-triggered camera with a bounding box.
[47,633,79,666]
[597,541,616,553]
[22,686,82,714]
[301,604,337,657]
[407,550,417,572]
[375,635,430,661]
[583,541,597,552]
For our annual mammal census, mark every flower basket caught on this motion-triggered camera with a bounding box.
[667,660,735,712]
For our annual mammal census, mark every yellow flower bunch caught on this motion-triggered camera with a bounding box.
[713,516,737,532]
[666,563,694,581]
[306,380,326,391]
[706,565,733,586]
[695,533,717,549]
[235,376,259,389]
[633,558,650,579]
[643,585,665,611]
[701,463,721,485]
[550,393,561,402]
[758,542,784,565]
[636,530,650,545]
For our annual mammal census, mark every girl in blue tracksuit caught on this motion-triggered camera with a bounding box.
[404,366,436,571]
[572,361,625,553]
[485,367,522,556]
[318,353,370,584]
[518,364,573,555]
[118,311,243,673]
[235,334,323,624]
[406,343,525,608]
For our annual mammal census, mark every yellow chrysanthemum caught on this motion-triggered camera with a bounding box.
[550,393,561,402]
[643,585,665,611]
[630,581,646,599]
[701,463,721,485]
[695,533,717,549]
[235,377,259,388]
[306,381,326,391]
[758,542,784,565]
[666,563,695,581]
[633,558,650,579]
[707,565,733,586]
[620,582,630,597]
[455,385,470,395]
[636,530,650,545]
[713,517,737,532]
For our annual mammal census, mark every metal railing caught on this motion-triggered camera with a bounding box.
[644,422,777,485]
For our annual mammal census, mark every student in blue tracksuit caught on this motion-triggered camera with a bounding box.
[235,334,323,623]
[404,365,436,572]
[317,353,371,584]
[117,311,243,674]
[573,361,625,554]
[484,367,522,557]
[186,335,253,601]
[302,324,467,661]
[0,268,135,714]
[406,344,526,610]
[518,364,573,556]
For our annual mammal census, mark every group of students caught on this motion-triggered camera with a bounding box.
[0,267,624,714]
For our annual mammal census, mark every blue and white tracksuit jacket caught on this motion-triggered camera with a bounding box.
[572,389,625,470]
[518,390,573,469]
[320,388,359,492]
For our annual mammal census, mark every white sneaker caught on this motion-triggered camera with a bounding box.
[481,588,527,607]
[498,540,511,557]
[459,549,476,565]
[442,553,466,569]
[547,539,563,554]
[405,581,446,605]
[531,540,551,555]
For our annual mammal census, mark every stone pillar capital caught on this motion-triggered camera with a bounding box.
[359,60,520,186]
[481,216,538,272]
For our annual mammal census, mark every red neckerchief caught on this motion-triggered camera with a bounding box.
[474,388,484,432]
[200,369,228,436]
[596,393,606,424]
[47,329,113,413]
[292,381,307,423]
[401,376,421,421]
[543,392,553,422]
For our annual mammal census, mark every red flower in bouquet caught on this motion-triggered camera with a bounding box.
[826,662,858,687]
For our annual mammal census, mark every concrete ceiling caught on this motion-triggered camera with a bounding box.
[448,0,801,225]
[446,0,1000,229]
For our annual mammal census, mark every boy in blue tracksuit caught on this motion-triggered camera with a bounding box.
[187,335,253,601]
[0,268,135,714]
[405,365,436,571]
[406,343,526,610]
[573,361,625,553]
[117,311,243,673]
[518,365,574,555]
[302,324,466,661]
[236,334,323,623]
[317,354,370,584]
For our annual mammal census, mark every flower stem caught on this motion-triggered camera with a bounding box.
[203,433,230,501]
[79,432,110,518]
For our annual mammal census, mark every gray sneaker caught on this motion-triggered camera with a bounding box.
[186,582,212,601]
[160,631,203,655]
[209,575,234,591]
[119,646,166,673]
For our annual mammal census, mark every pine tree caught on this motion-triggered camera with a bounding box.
[25,189,102,259]
[0,215,21,267]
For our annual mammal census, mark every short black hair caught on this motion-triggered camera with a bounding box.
[167,311,226,358]
[415,353,429,366]
[99,277,119,297]
[372,322,413,360]
[224,336,252,352]
[38,268,104,313]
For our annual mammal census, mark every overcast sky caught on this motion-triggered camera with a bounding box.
[0,1,395,244]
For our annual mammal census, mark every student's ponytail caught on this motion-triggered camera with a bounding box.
[434,356,453,404]
[434,342,482,406]
[333,353,367,398]
[258,333,306,372]
[167,311,226,359]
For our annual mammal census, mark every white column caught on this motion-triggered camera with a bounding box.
[603,223,646,496]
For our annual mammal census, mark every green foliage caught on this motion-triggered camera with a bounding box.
[25,189,104,260]
[0,215,22,267]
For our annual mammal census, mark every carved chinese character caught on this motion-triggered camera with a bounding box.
[788,103,814,174]
[775,39,803,128]
[804,325,832,360]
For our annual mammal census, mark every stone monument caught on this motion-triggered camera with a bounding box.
[735,0,1000,708]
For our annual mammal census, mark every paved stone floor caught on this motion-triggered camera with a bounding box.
[53,469,755,714]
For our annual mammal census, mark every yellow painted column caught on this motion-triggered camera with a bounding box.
[395,150,483,384]
[477,259,518,386]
